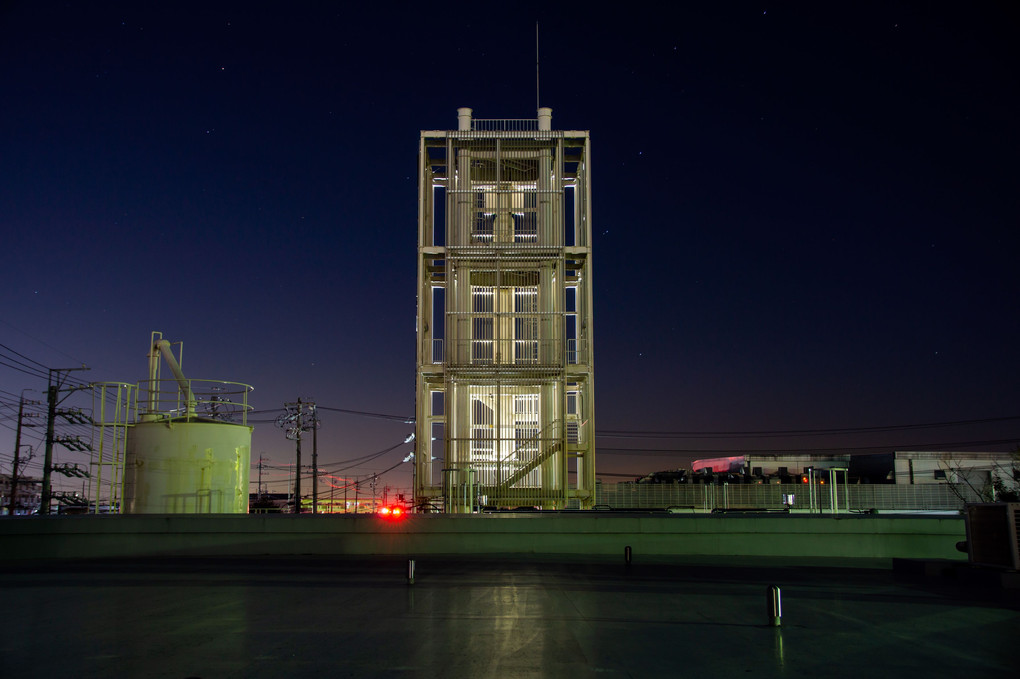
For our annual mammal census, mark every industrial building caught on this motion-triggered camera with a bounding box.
[414,107,595,511]
[679,450,1018,489]
[690,453,852,479]
[851,450,1018,491]
[1,475,41,515]
[620,451,1019,513]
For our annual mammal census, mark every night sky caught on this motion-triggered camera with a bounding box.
[2,2,1017,500]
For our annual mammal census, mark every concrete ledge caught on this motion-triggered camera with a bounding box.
[894,557,1020,590]
[0,512,966,562]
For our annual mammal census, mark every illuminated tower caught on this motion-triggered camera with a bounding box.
[415,107,595,511]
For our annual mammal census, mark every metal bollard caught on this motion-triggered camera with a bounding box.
[624,545,632,565]
[407,558,416,585]
[767,585,782,627]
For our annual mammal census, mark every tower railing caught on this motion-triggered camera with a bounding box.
[432,339,589,366]
[471,118,539,131]
[566,339,581,365]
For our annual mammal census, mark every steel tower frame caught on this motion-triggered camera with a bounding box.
[415,108,595,511]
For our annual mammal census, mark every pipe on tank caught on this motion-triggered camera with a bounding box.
[150,338,197,416]
[457,107,472,131]
[147,334,161,415]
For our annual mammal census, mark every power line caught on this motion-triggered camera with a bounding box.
[247,406,412,424]
[0,320,87,365]
[313,406,412,422]
[0,349,91,388]
[250,405,1017,439]
[0,387,42,399]
[0,359,93,392]
[595,415,1020,439]
[318,441,408,472]
[0,358,50,381]
[0,342,50,369]
[0,421,45,443]
[597,437,1020,457]
[363,457,408,480]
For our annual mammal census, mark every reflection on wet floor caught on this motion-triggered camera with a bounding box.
[1,556,1017,678]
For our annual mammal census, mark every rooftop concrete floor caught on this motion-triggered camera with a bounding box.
[0,555,1017,678]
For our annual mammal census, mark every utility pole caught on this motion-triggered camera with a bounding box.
[287,464,293,511]
[7,447,27,516]
[41,384,57,514]
[257,454,264,496]
[8,391,40,516]
[295,398,302,513]
[311,403,318,514]
[41,366,89,515]
[9,395,26,515]
[275,398,319,515]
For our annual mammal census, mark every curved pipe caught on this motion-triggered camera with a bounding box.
[150,338,197,416]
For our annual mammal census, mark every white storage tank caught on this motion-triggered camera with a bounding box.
[117,332,255,514]
[123,417,252,514]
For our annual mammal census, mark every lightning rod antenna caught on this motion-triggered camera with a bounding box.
[536,21,540,111]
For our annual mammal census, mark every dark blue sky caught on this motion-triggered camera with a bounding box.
[2,2,1017,497]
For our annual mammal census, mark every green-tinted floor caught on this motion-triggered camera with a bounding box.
[1,556,1016,678]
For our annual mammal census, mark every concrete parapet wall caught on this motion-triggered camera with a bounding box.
[0,513,966,562]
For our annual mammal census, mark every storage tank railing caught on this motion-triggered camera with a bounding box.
[138,378,253,425]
